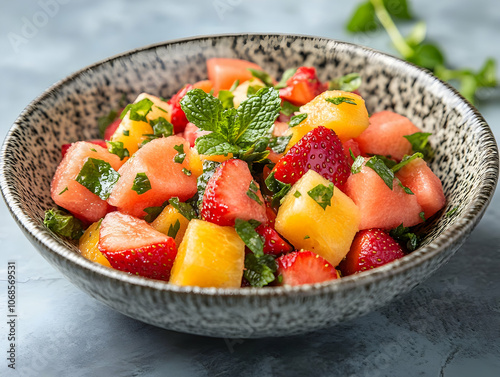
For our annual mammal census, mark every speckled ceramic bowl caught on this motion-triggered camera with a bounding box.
[1,34,498,338]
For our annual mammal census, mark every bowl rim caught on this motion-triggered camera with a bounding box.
[1,32,498,298]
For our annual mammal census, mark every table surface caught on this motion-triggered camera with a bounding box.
[1,1,499,376]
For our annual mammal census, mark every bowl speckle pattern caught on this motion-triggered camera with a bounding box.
[1,34,498,338]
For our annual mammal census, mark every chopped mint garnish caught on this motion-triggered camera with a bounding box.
[235,218,264,256]
[107,141,130,160]
[120,98,154,122]
[307,183,334,210]
[275,68,297,89]
[329,72,362,92]
[239,137,271,163]
[351,153,365,174]
[294,191,302,198]
[304,235,310,240]
[168,219,181,239]
[156,106,168,114]
[268,135,292,154]
[123,130,130,136]
[58,187,68,195]
[365,156,395,189]
[244,253,277,288]
[173,144,186,164]
[196,160,220,210]
[182,168,192,176]
[98,109,118,138]
[281,101,300,116]
[398,181,415,195]
[76,158,120,200]
[90,148,97,152]
[248,68,275,87]
[181,87,281,160]
[149,117,174,137]
[218,90,235,109]
[373,154,397,169]
[229,79,240,92]
[289,113,307,128]
[265,170,292,207]
[44,209,84,240]
[391,152,424,173]
[419,211,426,221]
[169,197,198,221]
[132,172,152,195]
[325,96,357,106]
[247,180,263,205]
[404,132,433,160]
[390,224,419,252]
[446,206,458,217]
[143,201,168,223]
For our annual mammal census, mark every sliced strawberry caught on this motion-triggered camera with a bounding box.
[273,126,350,187]
[98,211,177,281]
[61,139,107,159]
[339,229,405,276]
[264,199,277,228]
[104,118,122,141]
[342,138,362,165]
[168,84,193,133]
[183,122,211,147]
[256,225,292,256]
[277,250,339,286]
[279,67,326,106]
[201,159,267,226]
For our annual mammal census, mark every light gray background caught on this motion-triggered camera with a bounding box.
[1,1,499,376]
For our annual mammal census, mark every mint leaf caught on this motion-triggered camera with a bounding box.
[120,98,154,122]
[325,96,357,105]
[419,211,426,221]
[390,224,419,251]
[58,187,68,195]
[446,206,458,217]
[407,43,445,71]
[404,133,433,160]
[374,154,397,169]
[275,68,297,89]
[248,68,274,87]
[123,130,129,136]
[235,218,264,256]
[351,155,365,174]
[391,152,424,173]
[169,197,198,221]
[150,117,174,137]
[365,156,395,189]
[229,79,240,92]
[346,1,377,33]
[293,191,302,198]
[281,100,300,116]
[98,109,118,138]
[182,168,192,176]
[265,171,292,207]
[218,90,235,109]
[132,172,152,195]
[173,144,186,163]
[476,58,497,87]
[44,208,84,240]
[107,141,129,160]
[329,73,362,92]
[246,180,263,205]
[168,219,181,239]
[268,135,292,154]
[143,201,168,223]
[195,133,240,156]
[307,183,334,210]
[398,181,414,195]
[244,253,277,287]
[289,113,307,127]
[180,88,224,132]
[239,137,270,163]
[196,160,220,209]
[76,158,120,200]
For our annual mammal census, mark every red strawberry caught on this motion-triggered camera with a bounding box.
[279,67,326,106]
[256,225,292,256]
[339,229,405,276]
[201,159,267,226]
[277,250,339,286]
[98,211,177,281]
[273,126,350,187]
[104,118,122,141]
[61,139,108,158]
[168,84,193,133]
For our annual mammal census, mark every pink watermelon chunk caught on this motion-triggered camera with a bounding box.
[107,136,197,218]
[396,157,446,219]
[345,159,423,230]
[355,110,422,161]
[51,141,124,223]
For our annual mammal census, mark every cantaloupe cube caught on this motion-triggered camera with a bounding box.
[151,205,190,247]
[79,221,111,267]
[285,90,369,151]
[169,219,245,288]
[275,170,360,267]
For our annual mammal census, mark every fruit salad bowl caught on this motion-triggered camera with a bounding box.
[1,34,498,338]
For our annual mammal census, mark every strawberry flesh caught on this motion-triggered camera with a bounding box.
[256,225,293,256]
[339,229,405,276]
[273,126,350,187]
[168,84,193,133]
[277,250,338,286]
[98,211,177,281]
[279,67,326,106]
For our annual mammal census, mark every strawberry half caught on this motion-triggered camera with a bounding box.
[273,126,350,187]
[279,67,326,106]
[256,225,293,256]
[98,211,177,281]
[339,229,405,276]
[168,84,193,133]
[277,250,339,286]
[201,159,267,226]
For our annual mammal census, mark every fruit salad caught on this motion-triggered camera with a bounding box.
[44,58,446,288]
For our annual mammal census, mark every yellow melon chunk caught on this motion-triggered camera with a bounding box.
[232,78,265,108]
[285,90,369,151]
[79,221,111,267]
[275,170,360,267]
[169,219,245,288]
[151,205,190,247]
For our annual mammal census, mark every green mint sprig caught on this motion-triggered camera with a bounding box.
[76,158,120,200]
[43,209,84,240]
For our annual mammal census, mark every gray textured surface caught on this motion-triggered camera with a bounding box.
[0,0,499,376]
